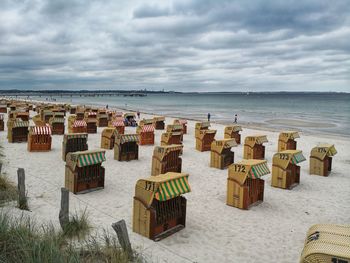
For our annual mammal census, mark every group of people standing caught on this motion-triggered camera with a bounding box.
[207,113,238,123]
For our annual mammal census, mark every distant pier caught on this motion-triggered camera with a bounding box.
[0,91,148,98]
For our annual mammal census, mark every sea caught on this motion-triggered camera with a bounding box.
[19,92,350,137]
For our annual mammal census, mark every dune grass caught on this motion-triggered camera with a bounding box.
[0,212,140,263]
[0,145,17,207]
[0,170,28,210]
[79,232,133,263]
[0,212,76,263]
[0,172,17,206]
[63,209,91,239]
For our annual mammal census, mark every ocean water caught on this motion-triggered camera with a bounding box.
[31,93,350,137]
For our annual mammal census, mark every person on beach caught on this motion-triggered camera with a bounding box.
[106,104,109,109]
[137,111,140,119]
[234,114,238,123]
[207,113,211,122]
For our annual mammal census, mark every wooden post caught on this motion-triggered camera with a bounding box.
[112,220,133,259]
[17,168,28,210]
[59,187,69,229]
[0,162,2,174]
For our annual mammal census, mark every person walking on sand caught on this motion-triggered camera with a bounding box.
[207,113,211,122]
[137,111,140,119]
[234,114,238,123]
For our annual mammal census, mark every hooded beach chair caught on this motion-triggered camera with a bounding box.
[97,111,108,127]
[124,113,137,127]
[153,116,165,130]
[195,129,217,152]
[114,134,139,161]
[151,145,183,176]
[133,172,191,241]
[166,124,184,141]
[137,124,155,145]
[210,139,237,169]
[243,135,268,160]
[174,119,187,134]
[0,104,7,113]
[101,127,118,149]
[65,150,106,194]
[85,116,98,134]
[62,133,88,161]
[49,112,65,135]
[310,144,337,176]
[271,150,306,189]
[71,120,87,133]
[27,125,52,152]
[300,224,350,263]
[109,118,125,134]
[161,132,182,146]
[41,110,53,123]
[227,159,270,210]
[277,131,300,152]
[224,125,242,144]
[7,119,29,143]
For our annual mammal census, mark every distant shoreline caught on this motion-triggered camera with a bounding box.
[0,90,349,95]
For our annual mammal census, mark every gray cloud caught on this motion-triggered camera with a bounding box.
[0,0,349,91]
[133,4,170,18]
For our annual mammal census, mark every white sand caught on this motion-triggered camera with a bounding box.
[1,109,349,263]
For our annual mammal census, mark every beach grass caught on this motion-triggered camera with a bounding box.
[0,172,17,206]
[63,209,91,239]
[79,232,133,263]
[0,212,75,263]
[0,212,140,263]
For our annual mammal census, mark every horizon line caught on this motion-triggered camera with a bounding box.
[0,89,349,94]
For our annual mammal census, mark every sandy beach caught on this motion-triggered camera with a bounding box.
[1,107,349,263]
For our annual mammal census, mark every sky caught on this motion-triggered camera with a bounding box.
[0,0,349,92]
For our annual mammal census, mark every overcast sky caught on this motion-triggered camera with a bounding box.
[0,0,349,92]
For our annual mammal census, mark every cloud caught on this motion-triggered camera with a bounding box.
[0,0,349,91]
[133,4,170,18]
